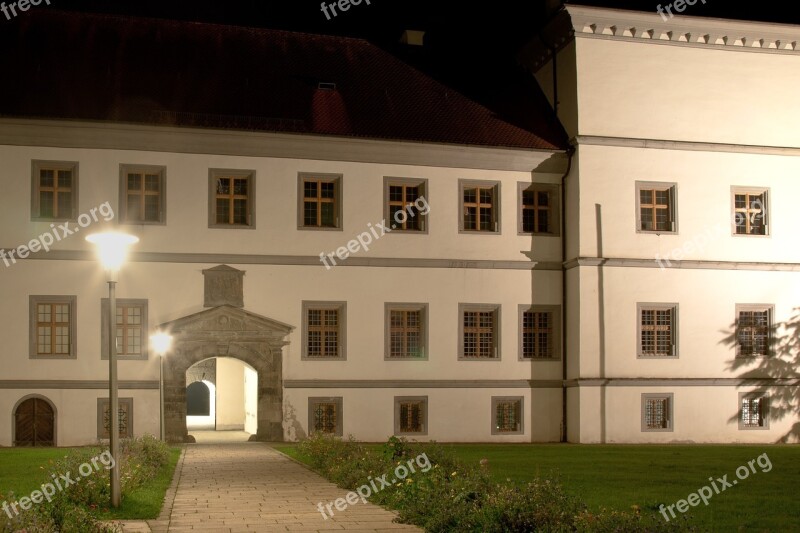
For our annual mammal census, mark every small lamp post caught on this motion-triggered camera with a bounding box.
[150,332,173,442]
[86,231,139,509]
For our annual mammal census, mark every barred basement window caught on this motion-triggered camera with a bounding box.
[736,305,772,357]
[636,182,676,233]
[460,180,500,233]
[31,161,78,221]
[302,302,346,360]
[492,397,523,435]
[732,188,768,236]
[300,174,341,229]
[739,394,769,430]
[29,296,77,359]
[459,304,500,360]
[97,398,133,439]
[209,169,255,227]
[638,304,677,358]
[308,397,343,436]
[120,165,165,224]
[641,393,673,432]
[385,304,427,359]
[394,396,427,435]
[520,306,560,360]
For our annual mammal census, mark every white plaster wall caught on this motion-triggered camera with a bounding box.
[216,358,246,431]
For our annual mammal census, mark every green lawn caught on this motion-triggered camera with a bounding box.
[0,446,182,520]
[276,443,800,532]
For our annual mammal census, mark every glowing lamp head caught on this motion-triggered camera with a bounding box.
[150,332,173,357]
[85,232,139,272]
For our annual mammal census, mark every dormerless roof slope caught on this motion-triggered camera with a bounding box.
[0,11,567,151]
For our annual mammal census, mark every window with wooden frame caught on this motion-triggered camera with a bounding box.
[208,169,254,228]
[732,188,768,236]
[308,397,342,436]
[394,396,427,435]
[29,296,77,359]
[459,180,500,233]
[385,303,427,359]
[641,393,673,432]
[97,398,133,439]
[519,305,560,360]
[459,304,500,360]
[739,393,769,430]
[383,177,428,232]
[299,174,342,229]
[101,299,148,360]
[637,304,678,358]
[120,165,165,224]
[636,182,676,233]
[518,183,559,235]
[492,397,523,435]
[31,161,78,221]
[302,302,346,360]
[736,305,772,357]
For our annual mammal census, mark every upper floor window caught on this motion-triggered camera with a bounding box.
[209,169,255,228]
[732,188,768,236]
[120,165,166,224]
[101,299,149,360]
[31,161,78,221]
[384,177,428,232]
[518,183,559,235]
[29,295,77,359]
[736,305,772,357]
[302,301,346,360]
[299,174,342,230]
[519,305,561,360]
[637,304,678,358]
[385,303,428,359]
[459,304,500,360]
[459,180,500,233]
[636,182,676,233]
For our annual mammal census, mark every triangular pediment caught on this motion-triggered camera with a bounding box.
[158,305,294,336]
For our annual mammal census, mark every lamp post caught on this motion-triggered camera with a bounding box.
[86,231,139,509]
[150,332,173,442]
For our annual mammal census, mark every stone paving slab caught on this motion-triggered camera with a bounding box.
[117,442,420,533]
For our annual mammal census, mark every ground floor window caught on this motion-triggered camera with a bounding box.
[491,397,523,435]
[641,393,673,432]
[97,398,134,439]
[308,397,343,436]
[394,396,427,435]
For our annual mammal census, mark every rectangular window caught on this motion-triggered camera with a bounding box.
[394,396,427,435]
[736,305,772,357]
[519,305,560,360]
[641,393,673,432]
[459,304,500,360]
[636,182,676,233]
[492,397,523,435]
[31,161,78,220]
[101,299,149,360]
[302,302,346,360]
[739,394,769,430]
[120,165,166,224]
[459,180,500,233]
[97,398,133,439]
[308,397,343,436]
[209,169,255,228]
[518,183,559,235]
[299,174,342,229]
[383,177,428,232]
[637,304,678,358]
[732,188,768,236]
[29,296,77,359]
[385,303,428,359]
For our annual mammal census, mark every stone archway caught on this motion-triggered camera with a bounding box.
[158,305,294,442]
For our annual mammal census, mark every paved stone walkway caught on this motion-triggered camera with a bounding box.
[118,443,420,533]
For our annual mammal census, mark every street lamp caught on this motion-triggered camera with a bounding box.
[150,332,173,442]
[86,231,139,509]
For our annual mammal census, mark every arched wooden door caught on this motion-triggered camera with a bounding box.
[14,398,55,447]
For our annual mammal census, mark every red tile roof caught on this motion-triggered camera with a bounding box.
[0,11,567,151]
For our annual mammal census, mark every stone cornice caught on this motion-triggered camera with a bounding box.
[524,5,800,72]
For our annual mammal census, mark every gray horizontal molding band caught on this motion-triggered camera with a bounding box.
[2,248,561,271]
[0,380,159,390]
[566,378,800,388]
[0,118,566,173]
[284,380,563,389]
[575,135,800,157]
[565,257,800,272]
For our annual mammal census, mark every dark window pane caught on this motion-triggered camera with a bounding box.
[39,191,54,218]
[40,169,54,188]
[144,196,160,221]
[128,173,142,191]
[303,202,318,226]
[145,175,160,192]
